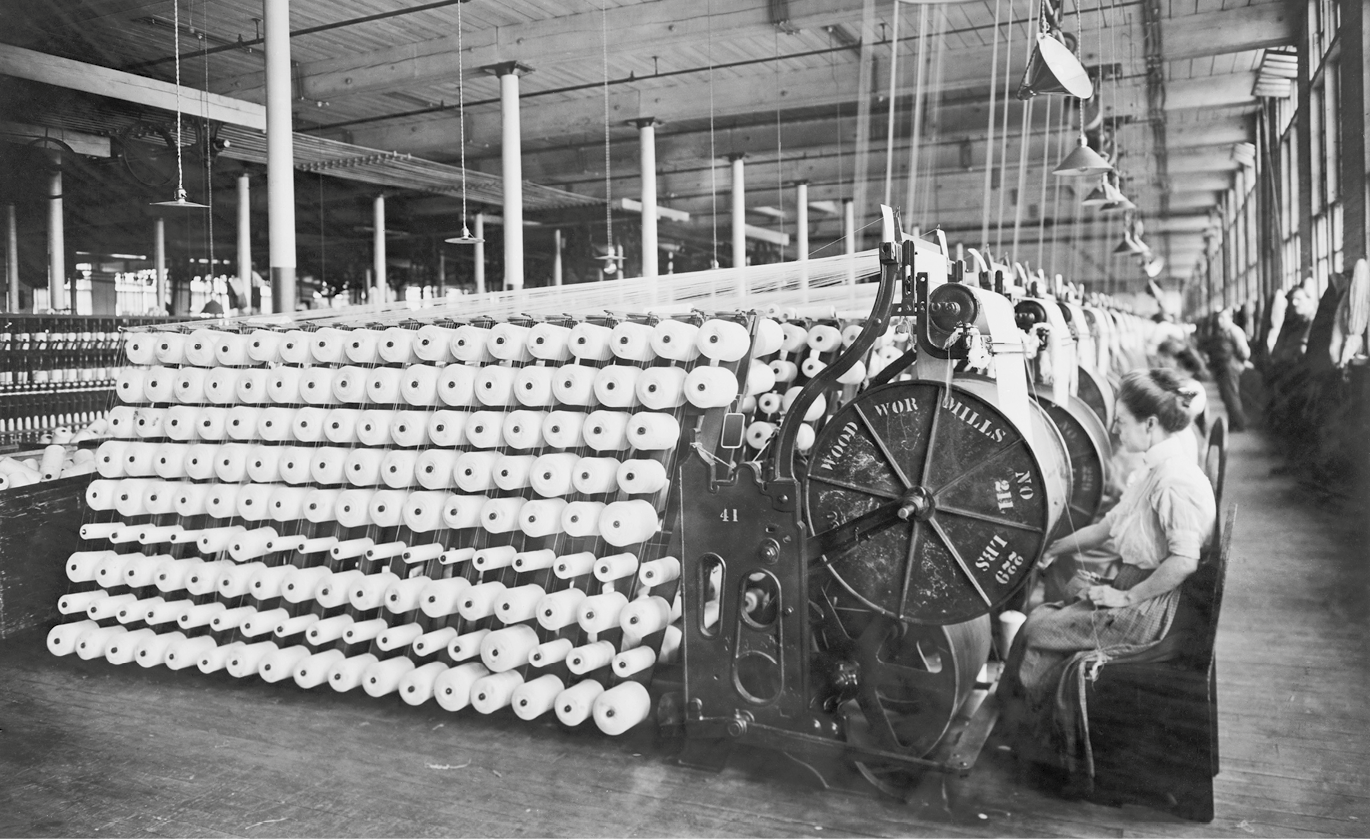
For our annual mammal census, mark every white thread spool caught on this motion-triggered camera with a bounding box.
[334,489,376,529]
[166,636,218,672]
[499,410,545,450]
[530,638,574,667]
[235,484,278,523]
[379,449,419,488]
[106,405,137,438]
[211,603,258,632]
[228,526,278,563]
[295,453,339,497]
[78,521,123,540]
[451,325,493,362]
[593,681,652,735]
[594,365,641,408]
[412,627,458,657]
[376,623,424,653]
[48,620,101,657]
[437,364,478,406]
[566,640,617,674]
[327,653,380,692]
[280,566,330,604]
[796,423,817,453]
[577,591,629,633]
[95,440,130,478]
[425,410,469,448]
[542,411,587,449]
[420,577,471,619]
[308,614,355,645]
[224,641,279,678]
[434,662,490,712]
[209,443,249,483]
[143,598,189,627]
[697,319,751,361]
[780,322,809,352]
[242,608,289,638]
[184,330,222,367]
[448,629,491,661]
[294,649,346,688]
[399,364,442,407]
[188,407,224,442]
[464,411,506,449]
[367,489,407,528]
[258,645,311,683]
[386,412,427,450]
[341,328,382,364]
[519,498,567,538]
[756,392,782,416]
[150,332,185,365]
[266,366,303,405]
[112,479,153,518]
[571,457,618,494]
[583,410,630,451]
[806,323,843,352]
[769,359,799,384]
[536,588,587,630]
[616,459,668,495]
[399,661,450,705]
[621,595,673,635]
[234,368,271,405]
[203,367,240,405]
[471,671,525,714]
[746,421,778,450]
[554,678,605,725]
[414,450,458,490]
[453,451,500,492]
[83,480,120,512]
[609,321,657,362]
[297,366,336,406]
[638,556,681,587]
[134,408,167,439]
[561,502,605,539]
[320,408,361,445]
[755,318,785,355]
[636,366,688,410]
[459,581,507,622]
[528,322,573,361]
[115,368,148,404]
[329,366,368,405]
[781,387,826,422]
[196,640,245,675]
[746,360,777,396]
[141,366,177,404]
[512,674,564,720]
[125,332,159,366]
[379,327,418,364]
[121,441,157,476]
[249,564,292,600]
[222,406,260,442]
[480,497,524,534]
[529,452,578,497]
[172,367,208,405]
[413,325,456,363]
[472,545,517,572]
[105,627,155,665]
[247,330,284,364]
[799,356,826,378]
[365,366,402,406]
[568,322,614,361]
[356,410,396,447]
[87,589,135,619]
[442,494,486,530]
[495,584,546,625]
[509,366,555,408]
[59,591,109,616]
[252,406,293,442]
[600,500,661,547]
[488,322,534,362]
[594,552,639,583]
[154,556,202,594]
[480,625,540,672]
[289,407,327,444]
[170,482,211,518]
[309,327,347,364]
[513,549,556,572]
[122,555,164,587]
[473,365,516,407]
[188,558,238,595]
[343,617,389,645]
[836,359,867,385]
[384,575,431,613]
[612,646,657,678]
[177,600,227,629]
[684,366,740,408]
[403,490,450,532]
[651,320,702,361]
[554,364,599,407]
[627,412,680,451]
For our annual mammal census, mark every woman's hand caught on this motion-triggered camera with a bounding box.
[1086,585,1132,608]
[1037,541,1066,570]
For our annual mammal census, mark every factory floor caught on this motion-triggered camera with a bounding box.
[1,426,1366,838]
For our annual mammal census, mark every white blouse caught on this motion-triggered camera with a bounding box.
[1101,433,1217,569]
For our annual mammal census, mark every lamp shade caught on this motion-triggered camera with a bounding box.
[1054,136,1112,177]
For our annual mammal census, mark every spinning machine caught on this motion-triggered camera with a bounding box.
[46,217,1151,795]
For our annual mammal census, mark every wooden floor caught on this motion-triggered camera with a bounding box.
[1,426,1366,837]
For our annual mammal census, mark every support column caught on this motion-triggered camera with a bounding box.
[7,204,19,312]
[795,182,810,300]
[373,194,386,305]
[843,198,856,284]
[486,62,533,291]
[1339,0,1367,266]
[729,154,746,271]
[438,251,446,296]
[47,149,65,311]
[632,118,661,279]
[264,0,296,313]
[552,230,563,286]
[473,212,486,294]
[236,172,251,312]
[154,217,167,315]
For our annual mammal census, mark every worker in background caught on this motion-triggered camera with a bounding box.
[998,368,1217,793]
[1205,308,1251,432]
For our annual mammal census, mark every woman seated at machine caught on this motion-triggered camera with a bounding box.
[999,367,1217,788]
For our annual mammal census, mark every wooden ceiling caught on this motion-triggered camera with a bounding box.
[1,0,1295,292]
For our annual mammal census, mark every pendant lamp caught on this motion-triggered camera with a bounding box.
[1054,131,1113,177]
[445,0,484,245]
[151,0,207,209]
[1017,0,1094,100]
[1080,179,1111,207]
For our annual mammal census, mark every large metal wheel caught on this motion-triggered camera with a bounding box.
[1036,389,1112,540]
[1077,365,1115,429]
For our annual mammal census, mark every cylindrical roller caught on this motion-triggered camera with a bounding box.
[59,590,109,616]
[609,321,656,362]
[464,411,506,449]
[488,322,534,362]
[529,452,578,497]
[638,556,681,587]
[594,552,639,583]
[617,459,668,495]
[513,366,556,408]
[154,556,203,593]
[480,625,539,672]
[403,491,450,532]
[566,640,617,674]
[327,653,380,692]
[266,366,303,404]
[447,629,491,662]
[582,411,630,452]
[593,681,652,735]
[355,409,396,447]
[513,674,565,720]
[651,320,701,361]
[248,564,293,600]
[399,661,450,705]
[400,364,443,409]
[343,618,389,645]
[301,488,343,523]
[746,421,778,450]
[757,393,782,416]
[134,408,167,439]
[594,365,641,409]
[754,318,785,355]
[307,614,355,645]
[433,662,490,712]
[636,367,687,410]
[542,411,587,449]
[518,498,567,538]
[471,671,525,714]
[95,440,131,478]
[122,442,159,476]
[530,638,574,667]
[196,640,244,674]
[494,584,546,625]
[378,327,418,364]
[415,450,459,490]
[568,322,614,361]
[419,577,471,619]
[258,644,311,683]
[115,368,148,404]
[437,364,478,407]
[366,490,407,527]
[697,319,751,361]
[234,483,277,523]
[234,368,271,405]
[385,575,431,613]
[362,656,417,698]
[412,627,459,657]
[252,407,293,443]
[173,367,209,404]
[626,413,680,451]
[365,366,402,406]
[577,592,629,633]
[536,587,587,630]
[561,503,605,539]
[458,581,507,621]
[554,364,599,407]
[291,407,329,443]
[294,649,346,689]
[612,646,657,678]
[105,628,155,665]
[555,678,606,725]
[350,572,400,611]
[684,366,740,408]
[528,322,573,361]
[83,480,120,512]
[479,497,524,534]
[426,410,469,448]
[492,454,534,491]
[806,323,843,352]
[106,405,137,438]
[620,595,673,634]
[472,545,517,572]
[513,549,556,572]
[298,366,337,406]
[210,604,258,632]
[451,325,492,362]
[769,359,799,384]
[309,327,348,364]
[241,607,289,638]
[141,366,177,404]
[192,406,227,442]
[379,449,420,488]
[323,409,363,445]
[502,410,547,450]
[600,500,661,547]
[47,620,100,657]
[125,333,159,366]
[442,494,486,530]
[151,332,186,365]
[203,367,240,405]
[185,560,236,597]
[74,624,129,660]
[453,451,500,493]
[267,485,309,522]
[413,325,456,363]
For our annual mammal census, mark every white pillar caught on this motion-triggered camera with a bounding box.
[47,149,65,311]
[264,0,296,313]
[373,194,386,304]
[438,252,446,295]
[236,172,251,311]
[843,198,856,285]
[488,63,531,291]
[552,230,563,286]
[154,217,167,314]
[729,154,746,271]
[473,212,486,294]
[795,182,810,300]
[634,119,660,279]
[7,203,20,312]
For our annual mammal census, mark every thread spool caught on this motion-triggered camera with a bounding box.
[298,366,337,406]
[196,640,246,675]
[413,325,456,363]
[437,364,478,407]
[49,619,104,658]
[528,452,577,497]
[621,594,673,634]
[425,411,469,448]
[479,497,524,534]
[335,490,377,529]
[328,366,368,405]
[280,567,330,606]
[258,645,311,683]
[403,491,450,532]
[177,600,227,630]
[468,671,523,714]
[501,410,547,450]
[327,653,380,692]
[516,498,566,538]
[487,322,533,361]
[111,478,154,518]
[600,500,661,547]
[419,577,471,618]
[307,614,355,645]
[746,421,778,450]
[608,321,656,362]
[414,450,459,491]
[503,368,553,412]
[83,480,120,512]
[626,413,680,451]
[211,604,258,632]
[169,368,207,406]
[74,624,128,660]
[651,320,702,361]
[223,641,278,678]
[568,322,614,361]
[184,329,224,367]
[221,406,259,442]
[458,581,507,622]
[309,327,347,364]
[684,366,740,408]
[636,367,688,410]
[442,494,486,530]
[288,407,327,444]
[553,364,599,408]
[320,408,361,445]
[203,367,240,406]
[781,387,826,422]
[697,319,751,361]
[594,552,639,583]
[769,359,799,384]
[616,459,668,495]
[492,454,534,491]
[59,591,109,616]
[754,318,785,355]
[242,608,289,638]
[403,544,444,567]
[189,407,225,442]
[412,626,459,656]
[375,623,424,651]
[377,449,418,488]
[480,625,539,673]
[104,627,155,665]
[506,674,562,721]
[577,591,629,633]
[123,554,165,588]
[366,490,407,528]
[495,584,546,625]
[116,368,148,404]
[594,365,641,409]
[398,364,442,408]
[806,323,843,352]
[187,558,238,596]
[266,366,303,405]
[434,662,490,712]
[561,503,605,539]
[448,629,491,661]
[638,556,681,587]
[125,332,158,366]
[248,407,291,444]
[121,441,157,476]
[134,408,167,439]
[779,321,808,352]
[612,646,657,678]
[800,356,826,378]
[96,440,132,478]
[530,638,574,668]
[451,325,493,362]
[249,565,292,600]
[472,365,516,407]
[554,678,605,725]
[208,443,248,483]
[165,636,217,671]
[137,522,183,546]
[343,618,390,646]
[464,411,506,449]
[566,640,617,675]
[528,322,573,360]
[756,392,782,416]
[154,556,202,593]
[106,405,137,438]
[300,488,341,524]
[363,367,401,406]
[542,411,587,449]
[378,327,418,364]
[534,588,587,632]
[234,368,271,405]
[582,411,630,451]
[398,661,449,706]
[384,575,431,613]
[293,649,346,688]
[470,547,516,575]
[796,423,816,453]
[513,549,557,572]
[247,330,284,364]
[147,333,184,366]
[141,366,176,404]
[453,451,500,493]
[173,480,213,518]
[275,614,319,640]
[340,448,383,487]
[593,681,652,735]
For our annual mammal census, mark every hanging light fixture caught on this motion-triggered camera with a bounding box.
[1054,123,1112,176]
[1080,177,1112,207]
[445,0,483,245]
[1017,0,1094,99]
[151,0,207,209]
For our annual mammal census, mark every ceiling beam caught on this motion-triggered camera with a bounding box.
[1161,2,1295,61]
[1165,73,1260,111]
[0,120,111,157]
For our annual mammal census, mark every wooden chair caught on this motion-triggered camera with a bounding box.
[1081,417,1233,822]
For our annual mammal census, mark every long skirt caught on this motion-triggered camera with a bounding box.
[998,564,1180,781]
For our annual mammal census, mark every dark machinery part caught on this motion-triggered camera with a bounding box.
[1036,390,1112,540]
